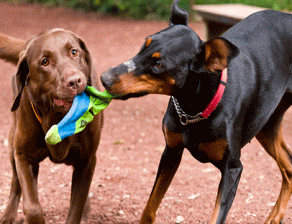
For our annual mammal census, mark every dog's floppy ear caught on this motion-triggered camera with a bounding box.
[11,54,29,112]
[78,37,93,86]
[203,37,239,73]
[169,0,188,26]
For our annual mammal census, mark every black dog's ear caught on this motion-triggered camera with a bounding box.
[78,37,93,86]
[11,55,29,112]
[203,37,239,73]
[169,0,188,26]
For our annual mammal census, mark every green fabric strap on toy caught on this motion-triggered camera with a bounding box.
[45,86,115,145]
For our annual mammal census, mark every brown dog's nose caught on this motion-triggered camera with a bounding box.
[65,74,86,94]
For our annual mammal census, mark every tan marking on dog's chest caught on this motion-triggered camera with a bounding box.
[163,125,184,148]
[198,140,228,163]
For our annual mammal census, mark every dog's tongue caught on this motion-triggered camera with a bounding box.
[54,99,72,108]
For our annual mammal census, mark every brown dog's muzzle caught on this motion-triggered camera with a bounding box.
[59,68,87,98]
[64,74,86,95]
[55,69,87,111]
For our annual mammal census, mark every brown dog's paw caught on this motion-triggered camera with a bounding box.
[16,214,25,224]
[0,217,15,224]
[82,197,91,224]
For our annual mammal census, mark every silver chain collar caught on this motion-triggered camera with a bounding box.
[171,96,207,125]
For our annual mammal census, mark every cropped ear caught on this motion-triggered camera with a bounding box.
[169,0,188,26]
[11,54,29,112]
[78,37,93,86]
[203,37,239,73]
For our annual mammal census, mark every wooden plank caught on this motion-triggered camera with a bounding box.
[193,4,267,25]
[193,4,267,40]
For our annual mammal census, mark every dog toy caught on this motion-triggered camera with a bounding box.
[45,86,115,145]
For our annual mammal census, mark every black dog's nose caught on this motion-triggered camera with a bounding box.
[101,64,129,89]
[101,68,114,90]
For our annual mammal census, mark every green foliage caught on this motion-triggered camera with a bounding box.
[97,0,193,20]
[3,0,193,20]
[3,0,292,20]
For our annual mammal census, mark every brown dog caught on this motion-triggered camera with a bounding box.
[0,28,102,224]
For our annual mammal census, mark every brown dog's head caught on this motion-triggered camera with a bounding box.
[100,0,238,100]
[11,28,92,113]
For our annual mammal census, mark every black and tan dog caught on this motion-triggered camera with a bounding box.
[101,1,292,223]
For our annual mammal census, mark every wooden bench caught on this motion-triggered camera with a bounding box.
[193,4,266,40]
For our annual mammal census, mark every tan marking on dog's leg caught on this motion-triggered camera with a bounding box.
[257,128,292,224]
[210,188,223,224]
[140,150,183,224]
[140,127,184,224]
[197,140,228,223]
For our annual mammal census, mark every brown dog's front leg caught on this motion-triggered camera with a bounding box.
[14,152,45,224]
[0,154,22,224]
[140,145,184,224]
[66,155,97,224]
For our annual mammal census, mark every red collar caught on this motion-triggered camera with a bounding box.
[201,67,227,118]
[172,68,227,125]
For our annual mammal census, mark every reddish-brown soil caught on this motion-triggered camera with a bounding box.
[0,3,292,223]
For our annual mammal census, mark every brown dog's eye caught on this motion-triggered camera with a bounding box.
[71,49,78,57]
[41,58,49,66]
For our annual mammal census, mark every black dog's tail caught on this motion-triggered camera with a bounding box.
[169,0,188,26]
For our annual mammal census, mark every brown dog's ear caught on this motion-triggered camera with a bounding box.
[78,37,93,86]
[11,55,29,112]
[204,37,239,73]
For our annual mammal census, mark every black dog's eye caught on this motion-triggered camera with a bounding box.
[41,58,49,67]
[155,60,162,69]
[71,49,78,57]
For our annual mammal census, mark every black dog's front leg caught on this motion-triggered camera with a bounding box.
[210,155,243,224]
[140,145,184,224]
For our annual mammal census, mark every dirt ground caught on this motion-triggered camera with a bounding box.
[0,3,292,223]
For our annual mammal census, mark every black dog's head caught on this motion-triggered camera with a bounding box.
[101,0,239,99]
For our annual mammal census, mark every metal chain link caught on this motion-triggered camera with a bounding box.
[171,96,206,125]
